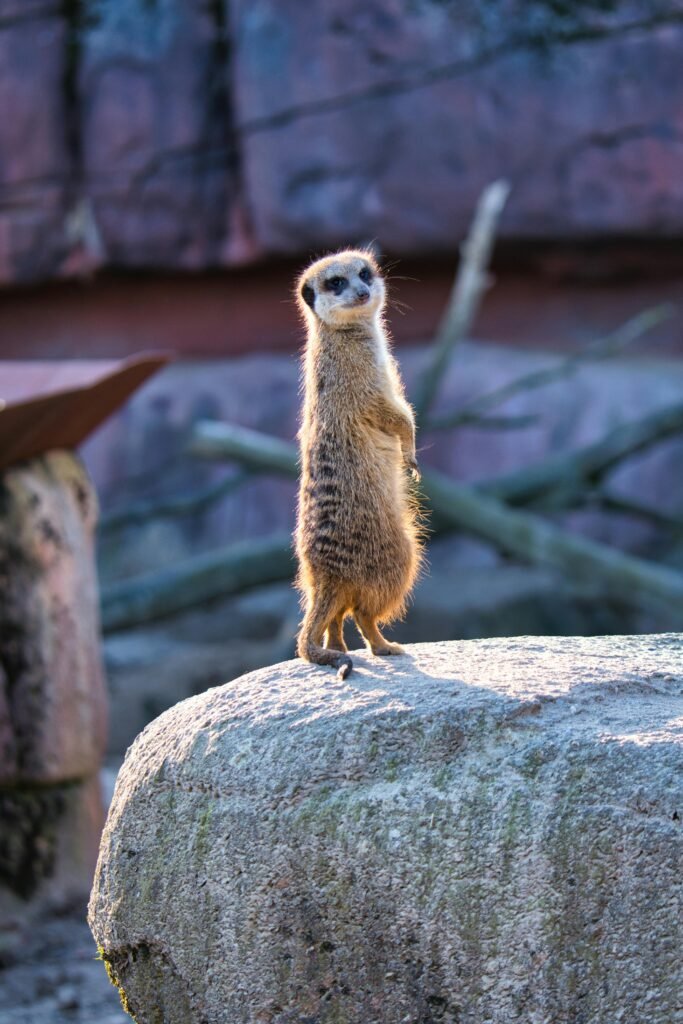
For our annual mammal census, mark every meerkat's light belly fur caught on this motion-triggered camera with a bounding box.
[297,413,419,616]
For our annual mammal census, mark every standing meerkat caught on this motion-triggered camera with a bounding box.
[295,248,424,679]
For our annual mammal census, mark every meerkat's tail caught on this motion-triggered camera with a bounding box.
[297,588,353,679]
[297,635,353,679]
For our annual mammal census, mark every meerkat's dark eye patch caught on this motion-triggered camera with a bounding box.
[301,283,316,309]
[359,266,373,284]
[325,276,348,295]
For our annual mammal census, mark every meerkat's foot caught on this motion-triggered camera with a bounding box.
[354,610,405,659]
[371,641,405,656]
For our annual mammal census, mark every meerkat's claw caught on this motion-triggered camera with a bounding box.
[336,656,353,679]
[406,456,420,482]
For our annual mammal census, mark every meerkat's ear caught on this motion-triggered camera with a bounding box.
[301,282,316,310]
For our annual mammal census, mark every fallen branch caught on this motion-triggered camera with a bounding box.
[182,424,286,476]
[189,421,298,475]
[420,469,683,621]
[426,303,675,431]
[99,471,252,534]
[189,420,683,622]
[412,179,510,419]
[481,400,683,506]
[101,533,294,633]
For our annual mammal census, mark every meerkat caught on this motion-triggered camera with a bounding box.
[294,248,424,679]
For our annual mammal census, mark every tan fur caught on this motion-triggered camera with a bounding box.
[294,249,424,678]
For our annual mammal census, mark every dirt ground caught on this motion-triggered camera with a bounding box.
[0,764,129,1023]
[0,912,129,1023]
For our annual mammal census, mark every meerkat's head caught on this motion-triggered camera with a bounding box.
[296,249,385,327]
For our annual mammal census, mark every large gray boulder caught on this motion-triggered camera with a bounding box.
[89,635,683,1024]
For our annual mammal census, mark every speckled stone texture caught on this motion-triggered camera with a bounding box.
[89,635,683,1024]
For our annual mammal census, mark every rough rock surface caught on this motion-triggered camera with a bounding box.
[79,0,238,274]
[89,634,683,1024]
[102,565,625,758]
[2,1,683,282]
[0,2,69,283]
[232,0,683,253]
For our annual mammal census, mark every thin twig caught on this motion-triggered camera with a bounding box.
[101,533,294,633]
[481,400,683,506]
[586,490,683,534]
[188,419,683,623]
[426,303,675,431]
[412,180,510,419]
[445,412,539,431]
[99,471,252,534]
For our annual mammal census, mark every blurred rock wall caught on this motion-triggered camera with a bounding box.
[1,0,683,284]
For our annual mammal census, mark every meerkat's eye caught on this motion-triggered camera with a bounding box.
[301,283,316,309]
[359,266,373,284]
[325,276,348,294]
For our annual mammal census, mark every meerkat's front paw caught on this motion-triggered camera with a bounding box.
[372,641,405,656]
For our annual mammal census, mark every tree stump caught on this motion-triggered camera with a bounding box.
[0,452,108,945]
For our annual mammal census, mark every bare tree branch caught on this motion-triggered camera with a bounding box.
[101,533,294,633]
[426,303,675,431]
[412,179,510,419]
[421,468,683,621]
[189,421,298,475]
[99,471,252,534]
[481,400,683,506]
[189,420,683,622]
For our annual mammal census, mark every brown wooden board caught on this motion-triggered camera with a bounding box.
[0,354,170,471]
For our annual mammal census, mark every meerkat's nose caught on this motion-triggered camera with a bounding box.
[354,286,370,303]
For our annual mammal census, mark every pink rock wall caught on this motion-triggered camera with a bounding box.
[0,2,69,282]
[1,1,683,284]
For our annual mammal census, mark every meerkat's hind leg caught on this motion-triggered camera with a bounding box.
[325,611,347,653]
[298,588,353,678]
[353,608,405,657]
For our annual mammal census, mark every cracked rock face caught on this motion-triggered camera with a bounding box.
[0,3,69,282]
[89,634,683,1024]
[80,0,237,274]
[2,1,683,282]
[233,0,683,251]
